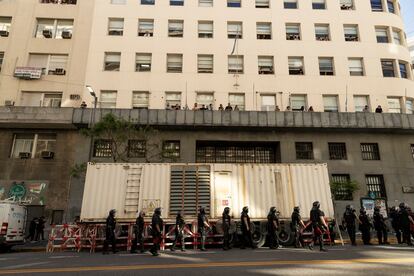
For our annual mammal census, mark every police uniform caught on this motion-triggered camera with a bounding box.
[267,208,280,249]
[358,210,372,245]
[343,208,357,245]
[291,209,304,248]
[171,213,186,251]
[222,208,231,250]
[198,208,209,251]
[399,207,413,246]
[310,205,326,251]
[103,210,117,254]
[131,213,145,253]
[150,209,163,256]
[240,208,255,249]
[373,208,388,245]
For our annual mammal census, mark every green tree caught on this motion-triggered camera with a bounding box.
[330,180,360,201]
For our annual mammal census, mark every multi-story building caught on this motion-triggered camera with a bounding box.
[408,37,414,65]
[0,0,94,108]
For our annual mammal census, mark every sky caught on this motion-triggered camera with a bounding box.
[400,0,414,39]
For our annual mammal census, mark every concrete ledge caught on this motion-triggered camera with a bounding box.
[2,107,414,133]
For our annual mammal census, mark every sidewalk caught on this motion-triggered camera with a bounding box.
[12,240,48,253]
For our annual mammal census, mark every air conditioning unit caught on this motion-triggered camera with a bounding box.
[0,30,9,37]
[19,152,31,159]
[41,151,54,159]
[341,4,353,10]
[43,29,53,38]
[54,68,66,75]
[4,100,14,106]
[61,30,72,39]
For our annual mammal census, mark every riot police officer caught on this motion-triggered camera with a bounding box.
[291,206,306,248]
[103,209,117,254]
[222,207,232,250]
[398,203,414,246]
[198,206,210,251]
[373,206,388,245]
[342,205,359,246]
[309,201,328,252]
[389,206,402,244]
[267,207,280,249]
[171,211,186,251]
[131,211,145,253]
[240,206,255,249]
[150,208,163,256]
[358,208,372,245]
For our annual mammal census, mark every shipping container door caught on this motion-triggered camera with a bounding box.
[170,165,211,217]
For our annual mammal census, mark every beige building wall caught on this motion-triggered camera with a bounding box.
[0,0,95,107]
[82,0,414,112]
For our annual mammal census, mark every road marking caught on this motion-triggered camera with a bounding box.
[49,256,79,259]
[0,258,414,274]
[2,262,50,270]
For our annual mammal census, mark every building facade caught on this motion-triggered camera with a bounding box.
[0,0,413,113]
[0,0,94,108]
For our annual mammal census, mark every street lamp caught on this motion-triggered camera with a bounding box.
[86,85,97,109]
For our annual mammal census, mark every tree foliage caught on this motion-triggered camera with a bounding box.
[330,180,360,201]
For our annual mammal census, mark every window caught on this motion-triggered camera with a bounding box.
[135,53,152,72]
[257,22,271,39]
[198,54,213,73]
[411,144,414,159]
[361,143,380,160]
[340,0,354,10]
[296,142,314,160]
[371,0,383,11]
[165,92,182,107]
[108,18,124,36]
[35,134,56,158]
[198,21,213,38]
[111,0,127,4]
[11,134,34,158]
[227,22,242,39]
[284,0,298,9]
[406,99,413,114]
[288,57,304,75]
[319,57,334,75]
[170,0,184,6]
[168,20,184,37]
[315,24,330,41]
[199,0,213,7]
[0,52,3,72]
[128,140,146,158]
[323,95,339,112]
[35,19,74,39]
[381,59,395,77]
[375,27,389,43]
[196,141,279,163]
[258,56,274,74]
[141,0,155,5]
[138,19,154,37]
[163,141,180,158]
[387,0,395,13]
[392,29,402,45]
[93,139,112,158]
[344,25,359,41]
[366,175,387,198]
[387,97,401,113]
[227,0,241,8]
[167,54,183,73]
[329,143,347,160]
[196,92,214,107]
[0,17,12,37]
[104,52,121,71]
[20,92,62,107]
[256,0,269,8]
[291,95,307,111]
[51,210,64,225]
[331,174,353,200]
[313,0,326,10]
[28,54,68,75]
[286,24,301,40]
[261,94,276,111]
[399,62,408,79]
[228,55,244,74]
[354,95,369,112]
[229,93,245,110]
[348,58,364,76]
[132,91,149,109]
[100,91,117,108]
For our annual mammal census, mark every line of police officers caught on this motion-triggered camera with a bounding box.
[102,201,413,255]
[342,202,414,247]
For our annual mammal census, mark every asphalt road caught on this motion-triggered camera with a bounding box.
[1,245,414,276]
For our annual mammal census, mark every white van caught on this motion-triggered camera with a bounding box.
[0,201,27,249]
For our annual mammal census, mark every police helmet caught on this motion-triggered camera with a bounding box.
[374,206,380,212]
[109,209,116,216]
[270,207,277,213]
[360,208,366,214]
[294,206,300,212]
[199,206,206,214]
[242,206,249,213]
[313,201,320,209]
[399,202,406,209]
[223,207,230,214]
[154,207,162,215]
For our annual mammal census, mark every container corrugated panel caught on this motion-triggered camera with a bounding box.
[81,163,130,220]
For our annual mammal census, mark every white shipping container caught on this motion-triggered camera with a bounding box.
[81,163,334,221]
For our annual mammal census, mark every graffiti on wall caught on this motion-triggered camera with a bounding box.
[0,180,48,205]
